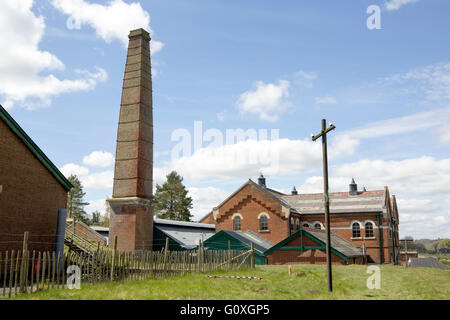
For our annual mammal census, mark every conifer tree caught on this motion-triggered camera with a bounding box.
[67,174,90,223]
[154,171,193,221]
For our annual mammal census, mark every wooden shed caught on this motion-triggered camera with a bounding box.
[203,230,274,265]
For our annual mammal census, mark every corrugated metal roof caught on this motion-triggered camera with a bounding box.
[281,191,385,214]
[154,218,215,229]
[155,224,216,250]
[223,230,274,254]
[306,228,364,258]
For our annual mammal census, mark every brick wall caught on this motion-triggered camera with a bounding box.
[199,212,214,224]
[0,120,67,252]
[300,213,394,263]
[215,183,289,244]
[107,199,153,251]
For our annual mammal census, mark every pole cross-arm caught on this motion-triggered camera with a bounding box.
[311,124,336,141]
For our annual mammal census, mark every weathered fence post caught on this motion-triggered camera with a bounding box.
[228,240,231,270]
[251,242,255,269]
[20,231,29,293]
[163,237,169,275]
[8,250,14,298]
[111,235,118,281]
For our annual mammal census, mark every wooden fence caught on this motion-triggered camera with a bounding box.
[0,244,253,298]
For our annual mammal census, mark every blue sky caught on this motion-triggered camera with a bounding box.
[1,0,450,238]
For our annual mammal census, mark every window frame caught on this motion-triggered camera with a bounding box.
[352,222,361,238]
[365,222,374,238]
[259,215,269,231]
[233,216,241,231]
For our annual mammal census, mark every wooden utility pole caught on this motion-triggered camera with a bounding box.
[312,119,335,292]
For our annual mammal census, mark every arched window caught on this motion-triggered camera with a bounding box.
[296,219,300,231]
[314,223,321,229]
[302,222,310,228]
[352,222,361,238]
[365,222,374,237]
[260,215,268,231]
[233,216,241,231]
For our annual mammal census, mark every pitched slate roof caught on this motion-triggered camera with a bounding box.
[154,218,216,249]
[281,190,386,214]
[213,179,299,215]
[265,227,364,259]
[222,230,274,254]
[0,104,72,191]
[305,228,364,258]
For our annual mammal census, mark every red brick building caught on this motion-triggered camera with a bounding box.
[0,105,72,252]
[200,175,400,264]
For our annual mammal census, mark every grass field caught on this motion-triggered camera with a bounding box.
[8,264,450,300]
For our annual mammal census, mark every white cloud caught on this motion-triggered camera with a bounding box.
[61,151,114,190]
[297,156,450,238]
[60,163,89,177]
[382,62,450,103]
[51,0,164,53]
[315,97,337,105]
[82,151,115,168]
[79,170,114,189]
[156,135,359,183]
[60,162,113,189]
[384,0,419,11]
[188,187,229,222]
[85,198,107,215]
[236,80,291,122]
[0,0,108,109]
[341,107,450,142]
[437,124,450,143]
[324,157,450,196]
[293,70,318,88]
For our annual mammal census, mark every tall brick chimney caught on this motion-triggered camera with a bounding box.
[107,29,154,251]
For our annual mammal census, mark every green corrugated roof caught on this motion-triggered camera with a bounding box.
[0,104,73,191]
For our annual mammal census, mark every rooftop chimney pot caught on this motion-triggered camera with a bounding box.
[349,178,358,196]
[258,174,266,187]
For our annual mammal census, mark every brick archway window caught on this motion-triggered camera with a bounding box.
[233,216,241,231]
[260,215,268,231]
[365,222,374,237]
[314,223,321,229]
[352,222,361,238]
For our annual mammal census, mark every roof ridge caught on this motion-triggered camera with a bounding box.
[282,190,385,197]
[0,104,72,191]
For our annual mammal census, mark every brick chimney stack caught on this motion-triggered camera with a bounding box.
[107,28,154,251]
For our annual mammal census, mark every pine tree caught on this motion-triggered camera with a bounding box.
[91,211,101,225]
[67,174,90,223]
[154,171,193,221]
